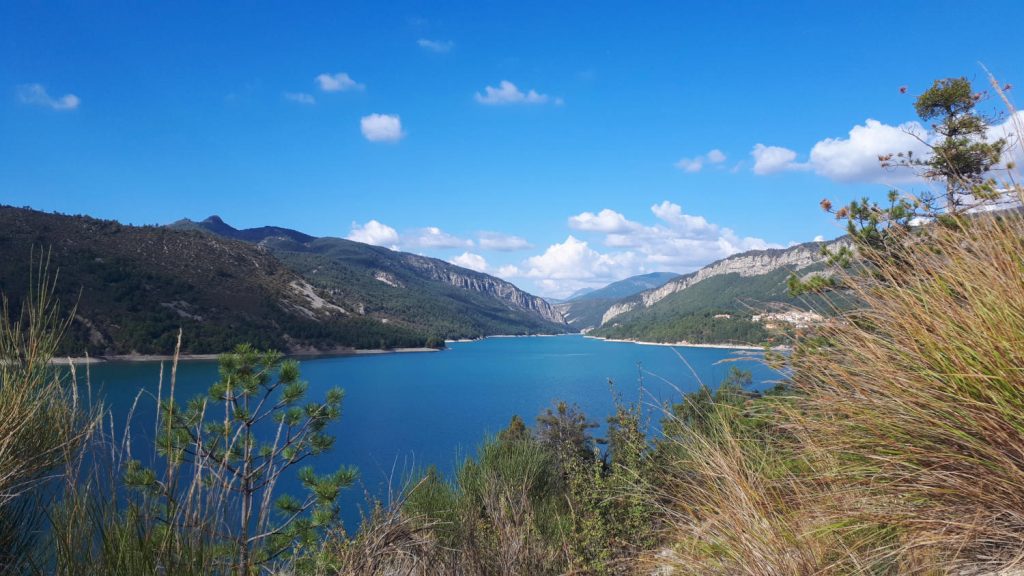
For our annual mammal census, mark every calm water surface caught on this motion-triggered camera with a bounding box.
[83,335,778,528]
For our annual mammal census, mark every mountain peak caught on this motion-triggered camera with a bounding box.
[203,215,226,225]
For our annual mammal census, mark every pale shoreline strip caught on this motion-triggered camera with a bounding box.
[582,334,788,352]
[50,347,440,365]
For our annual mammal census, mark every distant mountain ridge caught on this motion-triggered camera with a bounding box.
[570,272,679,303]
[170,216,567,337]
[553,271,679,331]
[588,239,847,345]
[600,241,840,326]
[175,215,317,245]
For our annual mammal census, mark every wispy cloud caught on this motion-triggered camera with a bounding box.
[417,38,454,53]
[475,80,561,105]
[478,231,532,251]
[16,84,79,111]
[675,148,727,173]
[360,114,405,142]
[315,72,364,92]
[284,92,315,105]
[405,227,473,249]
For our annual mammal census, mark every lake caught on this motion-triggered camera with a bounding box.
[81,334,779,529]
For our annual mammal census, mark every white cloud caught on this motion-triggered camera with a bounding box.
[315,72,364,92]
[475,80,557,105]
[749,116,1024,184]
[405,227,473,249]
[568,209,638,233]
[751,143,805,175]
[360,114,405,142]
[478,231,532,251]
[706,149,727,164]
[496,264,522,278]
[807,119,929,183]
[347,220,400,248]
[813,235,826,242]
[524,236,640,281]
[675,148,727,172]
[517,202,780,297]
[284,92,315,105]
[17,84,79,111]
[451,252,488,272]
[417,38,454,53]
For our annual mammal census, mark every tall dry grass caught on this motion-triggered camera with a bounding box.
[788,204,1024,572]
[648,201,1024,574]
[0,258,98,570]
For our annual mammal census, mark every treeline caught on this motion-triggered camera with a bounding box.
[593,310,777,346]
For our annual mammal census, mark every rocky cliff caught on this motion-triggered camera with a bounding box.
[397,253,566,324]
[600,239,845,326]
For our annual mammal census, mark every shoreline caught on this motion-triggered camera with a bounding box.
[50,347,441,365]
[582,334,788,352]
[445,333,572,344]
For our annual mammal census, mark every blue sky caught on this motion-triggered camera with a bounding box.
[2,1,1022,297]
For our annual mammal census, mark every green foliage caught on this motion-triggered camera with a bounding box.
[903,77,1006,211]
[124,345,355,574]
[535,401,599,470]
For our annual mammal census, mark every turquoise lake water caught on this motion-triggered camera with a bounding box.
[82,334,779,528]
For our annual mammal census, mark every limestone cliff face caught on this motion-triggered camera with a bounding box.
[600,240,846,326]
[399,254,567,326]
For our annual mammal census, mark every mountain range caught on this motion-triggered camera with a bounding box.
[0,207,567,356]
[0,205,845,355]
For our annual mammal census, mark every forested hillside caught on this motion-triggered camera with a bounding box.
[171,216,568,339]
[0,207,438,355]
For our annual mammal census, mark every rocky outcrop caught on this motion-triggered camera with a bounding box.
[601,239,846,325]
[400,254,567,325]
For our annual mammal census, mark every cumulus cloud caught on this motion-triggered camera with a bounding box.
[347,220,400,248]
[675,148,727,172]
[451,252,488,272]
[751,143,805,175]
[17,84,79,110]
[807,119,930,183]
[284,92,315,104]
[478,231,532,251]
[417,38,454,53]
[496,264,522,278]
[813,235,826,242]
[475,80,559,105]
[749,115,1024,184]
[517,202,780,297]
[524,236,640,281]
[360,114,405,142]
[315,72,364,92]
[650,200,719,239]
[568,209,638,233]
[405,227,473,249]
